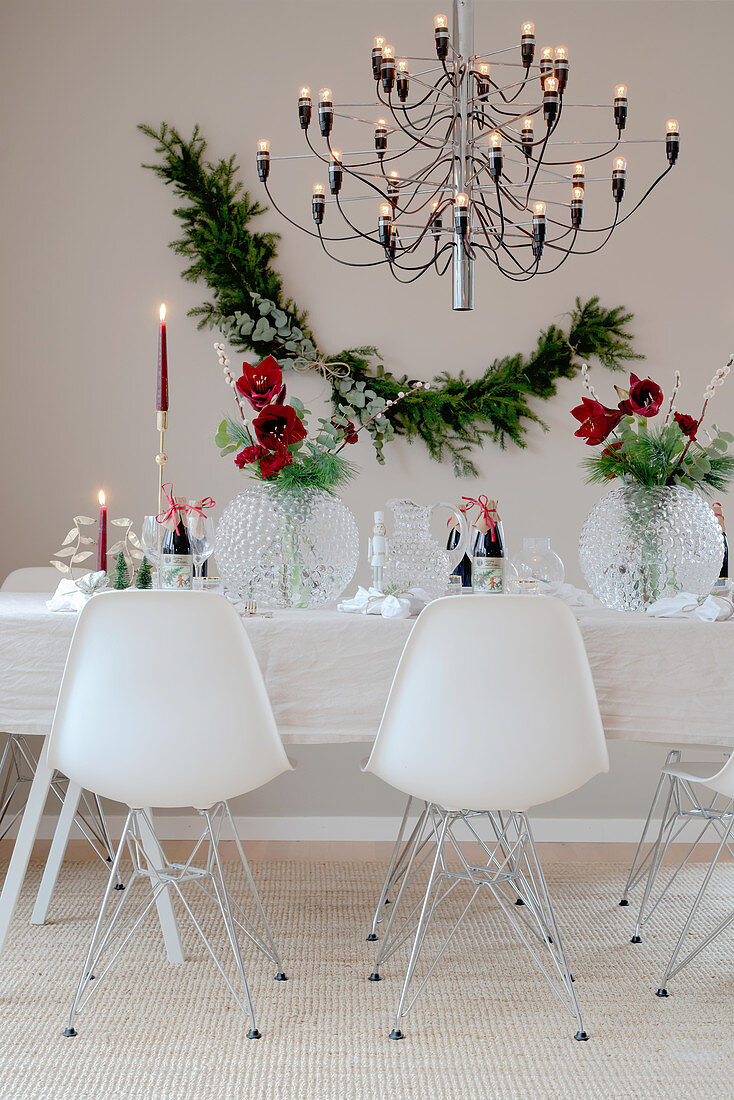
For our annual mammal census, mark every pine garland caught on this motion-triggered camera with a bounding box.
[140,122,643,476]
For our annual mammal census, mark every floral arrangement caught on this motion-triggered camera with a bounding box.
[572,358,734,493]
[213,345,427,492]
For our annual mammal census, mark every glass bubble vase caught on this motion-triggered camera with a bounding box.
[511,537,565,586]
[578,484,723,612]
[214,484,359,609]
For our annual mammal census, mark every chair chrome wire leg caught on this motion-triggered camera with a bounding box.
[620,750,681,906]
[656,813,734,997]
[367,798,434,942]
[63,804,285,1038]
[379,809,589,1042]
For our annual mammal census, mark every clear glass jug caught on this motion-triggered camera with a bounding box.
[384,498,469,599]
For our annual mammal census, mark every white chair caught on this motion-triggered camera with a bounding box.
[618,752,734,997]
[2,567,61,592]
[46,590,292,1039]
[363,594,609,1041]
[0,567,116,864]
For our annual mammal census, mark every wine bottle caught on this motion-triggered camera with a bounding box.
[160,496,193,590]
[447,504,472,588]
[713,502,728,587]
[472,499,504,593]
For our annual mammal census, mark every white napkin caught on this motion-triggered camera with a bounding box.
[47,571,108,612]
[538,581,601,609]
[646,592,734,622]
[337,585,430,619]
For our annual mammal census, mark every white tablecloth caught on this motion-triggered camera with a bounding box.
[0,594,731,747]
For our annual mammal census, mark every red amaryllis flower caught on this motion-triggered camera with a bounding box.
[234,444,267,469]
[253,403,307,449]
[674,412,699,439]
[601,439,624,476]
[571,397,623,445]
[332,417,359,444]
[236,355,286,411]
[617,374,664,418]
[260,444,293,479]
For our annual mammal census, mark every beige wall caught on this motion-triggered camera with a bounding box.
[2,0,732,832]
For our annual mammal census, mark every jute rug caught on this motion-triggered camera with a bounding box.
[0,858,731,1099]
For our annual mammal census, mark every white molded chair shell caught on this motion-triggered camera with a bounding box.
[665,756,734,801]
[365,595,609,812]
[47,591,292,809]
[2,567,61,592]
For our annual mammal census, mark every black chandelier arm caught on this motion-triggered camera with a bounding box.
[381,88,454,150]
[565,205,620,255]
[616,164,673,227]
[542,131,622,167]
[524,106,563,204]
[333,194,384,247]
[262,182,371,245]
[388,242,454,282]
[315,224,392,268]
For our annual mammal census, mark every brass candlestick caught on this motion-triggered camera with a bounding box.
[156,410,168,560]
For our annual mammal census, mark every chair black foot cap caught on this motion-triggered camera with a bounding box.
[62,1027,77,1037]
[515,897,525,906]
[630,935,642,944]
[547,936,554,944]
[389,1029,404,1040]
[574,1031,589,1042]
[366,933,378,942]
[106,856,112,863]
[570,974,575,983]
[385,898,391,905]
[656,988,669,998]
[274,972,288,981]
[368,972,382,982]
[618,898,629,906]
[114,883,125,891]
[247,1029,261,1039]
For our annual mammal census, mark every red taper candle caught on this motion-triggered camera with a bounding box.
[96,490,107,572]
[157,303,169,412]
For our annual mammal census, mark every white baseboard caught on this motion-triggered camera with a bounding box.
[29,813,649,844]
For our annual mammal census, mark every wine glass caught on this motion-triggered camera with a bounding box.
[189,516,215,579]
[142,516,161,565]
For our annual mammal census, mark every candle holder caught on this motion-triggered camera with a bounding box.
[51,514,143,583]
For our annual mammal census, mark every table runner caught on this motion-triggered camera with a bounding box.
[0,594,730,747]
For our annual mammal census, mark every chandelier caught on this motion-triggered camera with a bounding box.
[256,0,679,311]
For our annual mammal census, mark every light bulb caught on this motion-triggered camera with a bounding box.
[522,21,535,34]
[456,192,469,208]
[478,62,489,75]
[489,131,502,149]
[431,200,440,212]
[615,157,627,171]
[379,202,392,218]
[330,149,341,163]
[313,182,324,196]
[299,86,310,99]
[615,84,627,99]
[376,118,387,128]
[574,162,585,176]
[434,14,448,29]
[397,57,408,72]
[319,88,332,102]
[573,186,584,200]
[383,44,394,59]
[258,139,270,153]
[555,46,567,60]
[523,117,534,130]
[534,201,546,216]
[544,76,558,92]
[98,489,106,507]
[667,118,679,133]
[542,46,553,60]
[373,36,385,49]
[159,303,166,322]
[389,169,399,180]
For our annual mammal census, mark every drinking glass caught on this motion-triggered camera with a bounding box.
[189,516,215,579]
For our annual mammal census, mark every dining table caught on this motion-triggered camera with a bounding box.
[0,589,732,960]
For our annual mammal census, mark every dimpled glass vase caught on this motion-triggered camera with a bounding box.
[578,484,723,612]
[215,484,359,609]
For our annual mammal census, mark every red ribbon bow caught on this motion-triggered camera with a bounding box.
[187,496,216,520]
[462,495,496,539]
[156,483,183,534]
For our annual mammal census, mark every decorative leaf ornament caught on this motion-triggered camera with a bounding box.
[140,123,642,475]
[51,515,143,582]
